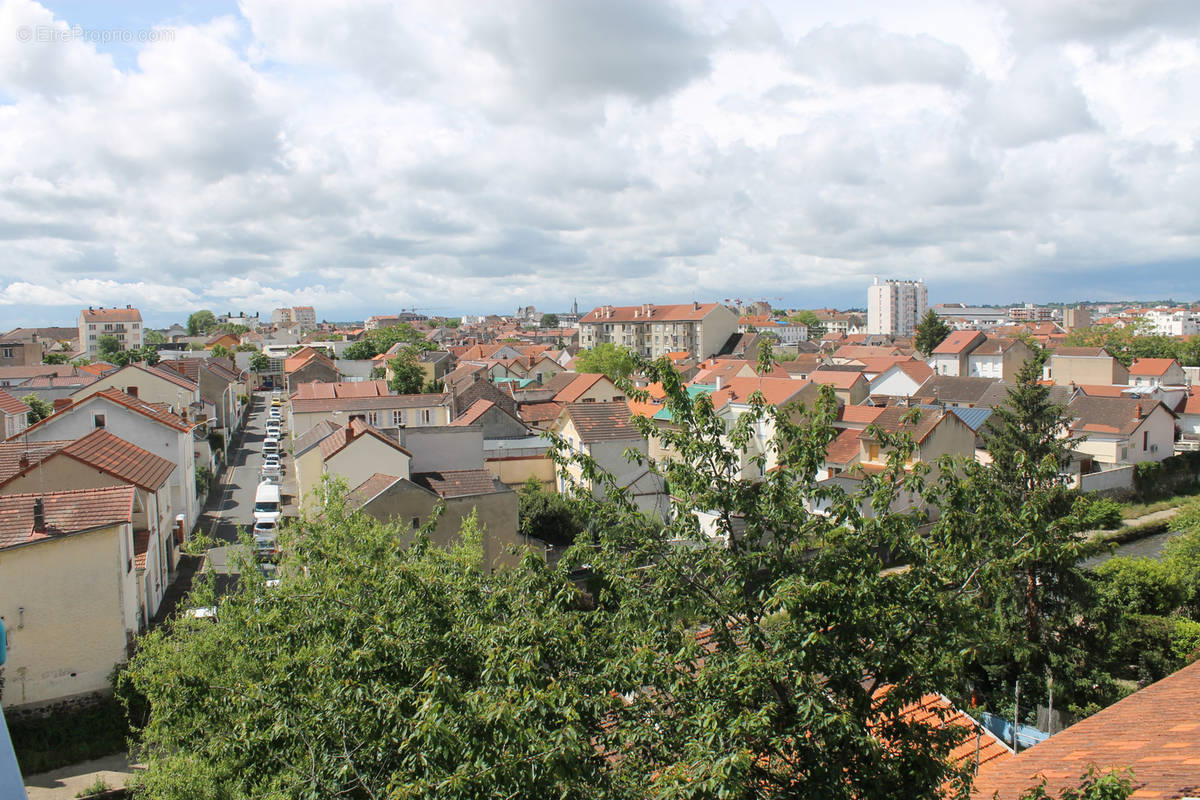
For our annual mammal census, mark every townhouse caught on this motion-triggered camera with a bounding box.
[579,302,738,360]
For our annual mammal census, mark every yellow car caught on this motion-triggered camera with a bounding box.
[270,398,282,407]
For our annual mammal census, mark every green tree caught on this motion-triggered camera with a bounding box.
[968,352,1098,711]
[341,340,378,360]
[248,352,270,373]
[517,477,582,546]
[117,354,1100,799]
[187,310,217,337]
[914,309,952,357]
[144,329,168,346]
[788,309,826,339]
[96,334,121,359]
[42,352,70,364]
[573,342,637,381]
[387,348,426,394]
[21,393,53,424]
[140,345,161,366]
[540,312,559,328]
[1018,766,1133,800]
[210,344,232,359]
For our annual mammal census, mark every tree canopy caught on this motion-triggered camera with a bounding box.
[573,342,637,381]
[387,347,427,394]
[21,393,52,424]
[1063,320,1200,367]
[187,310,218,337]
[787,309,826,339]
[540,312,559,328]
[914,310,952,357]
[119,352,1148,799]
[96,334,121,358]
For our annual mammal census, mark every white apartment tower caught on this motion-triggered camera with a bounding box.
[867,278,928,337]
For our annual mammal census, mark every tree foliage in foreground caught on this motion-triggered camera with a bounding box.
[121,352,1137,799]
[573,342,637,381]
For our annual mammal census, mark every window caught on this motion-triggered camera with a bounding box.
[1143,430,1149,450]
[392,410,404,426]
[367,411,380,426]
[411,517,420,528]
[93,414,106,428]
[421,409,432,424]
[0,348,11,358]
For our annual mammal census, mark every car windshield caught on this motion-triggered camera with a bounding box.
[253,501,279,513]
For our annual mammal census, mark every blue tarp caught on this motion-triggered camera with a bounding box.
[980,711,1050,750]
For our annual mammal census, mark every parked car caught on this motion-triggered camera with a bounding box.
[259,466,281,483]
[263,437,280,456]
[265,423,282,439]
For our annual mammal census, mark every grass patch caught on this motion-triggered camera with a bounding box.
[1093,520,1170,546]
[1121,486,1200,519]
[9,698,128,776]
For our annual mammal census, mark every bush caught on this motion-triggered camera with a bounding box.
[195,465,213,496]
[1093,557,1187,617]
[75,777,111,797]
[1171,617,1200,664]
[1081,497,1123,530]
[8,698,128,775]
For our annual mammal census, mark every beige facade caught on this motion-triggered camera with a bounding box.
[1047,350,1129,386]
[579,303,738,360]
[290,400,452,438]
[354,480,525,569]
[77,307,144,358]
[485,453,556,490]
[72,365,200,415]
[1,523,136,709]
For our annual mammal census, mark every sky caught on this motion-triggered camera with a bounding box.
[1,0,1199,327]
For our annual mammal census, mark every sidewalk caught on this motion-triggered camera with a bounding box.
[23,753,133,799]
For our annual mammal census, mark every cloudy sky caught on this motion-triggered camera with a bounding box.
[1,0,1199,326]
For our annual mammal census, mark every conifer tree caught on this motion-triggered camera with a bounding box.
[914,309,952,356]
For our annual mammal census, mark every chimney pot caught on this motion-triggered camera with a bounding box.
[18,453,29,469]
[33,497,45,532]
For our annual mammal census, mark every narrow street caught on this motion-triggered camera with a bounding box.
[199,390,296,544]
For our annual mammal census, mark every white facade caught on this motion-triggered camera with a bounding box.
[967,353,1003,379]
[1143,309,1200,337]
[867,279,928,337]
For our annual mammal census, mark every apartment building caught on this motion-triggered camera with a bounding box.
[78,306,143,357]
[578,302,737,360]
[867,279,927,337]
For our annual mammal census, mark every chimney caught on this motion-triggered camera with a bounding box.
[127,386,139,398]
[345,423,356,442]
[1135,402,1142,417]
[18,453,29,469]
[715,375,723,390]
[33,497,45,532]
[693,301,700,310]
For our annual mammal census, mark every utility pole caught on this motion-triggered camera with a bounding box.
[1013,679,1021,751]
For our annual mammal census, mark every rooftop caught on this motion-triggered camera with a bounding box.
[0,485,135,550]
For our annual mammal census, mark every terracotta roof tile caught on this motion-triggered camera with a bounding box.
[862,405,947,444]
[1129,358,1180,376]
[837,405,885,425]
[972,659,1200,799]
[709,377,811,409]
[451,399,495,426]
[825,428,862,465]
[552,373,611,403]
[580,302,724,323]
[291,393,450,414]
[1067,395,1167,437]
[318,418,412,461]
[810,369,868,390]
[561,402,642,444]
[411,469,501,498]
[912,375,998,406]
[60,428,176,490]
[0,485,135,550]
[0,440,71,483]
[345,472,401,510]
[932,330,986,356]
[0,388,27,416]
[519,401,564,425]
[80,307,141,322]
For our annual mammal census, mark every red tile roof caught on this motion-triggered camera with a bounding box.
[837,405,885,425]
[932,330,986,356]
[0,388,27,416]
[0,486,135,550]
[59,428,176,490]
[80,307,141,322]
[972,658,1200,799]
[580,302,724,323]
[318,418,412,461]
[292,379,390,400]
[559,402,642,444]
[411,469,501,498]
[862,405,948,444]
[0,440,71,483]
[552,373,611,404]
[291,393,450,415]
[451,399,495,426]
[519,401,564,425]
[1129,357,1180,377]
[19,388,194,439]
[1067,396,1168,437]
[825,428,862,465]
[809,370,868,390]
[709,377,811,409]
[345,473,402,510]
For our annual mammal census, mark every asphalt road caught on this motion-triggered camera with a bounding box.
[205,391,295,544]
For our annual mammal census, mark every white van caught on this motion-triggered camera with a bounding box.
[253,482,281,524]
[262,437,280,456]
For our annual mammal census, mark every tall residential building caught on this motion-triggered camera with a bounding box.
[578,302,738,360]
[867,279,927,337]
[271,306,317,330]
[78,306,144,357]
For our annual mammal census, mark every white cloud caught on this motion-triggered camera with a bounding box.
[0,0,1198,326]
